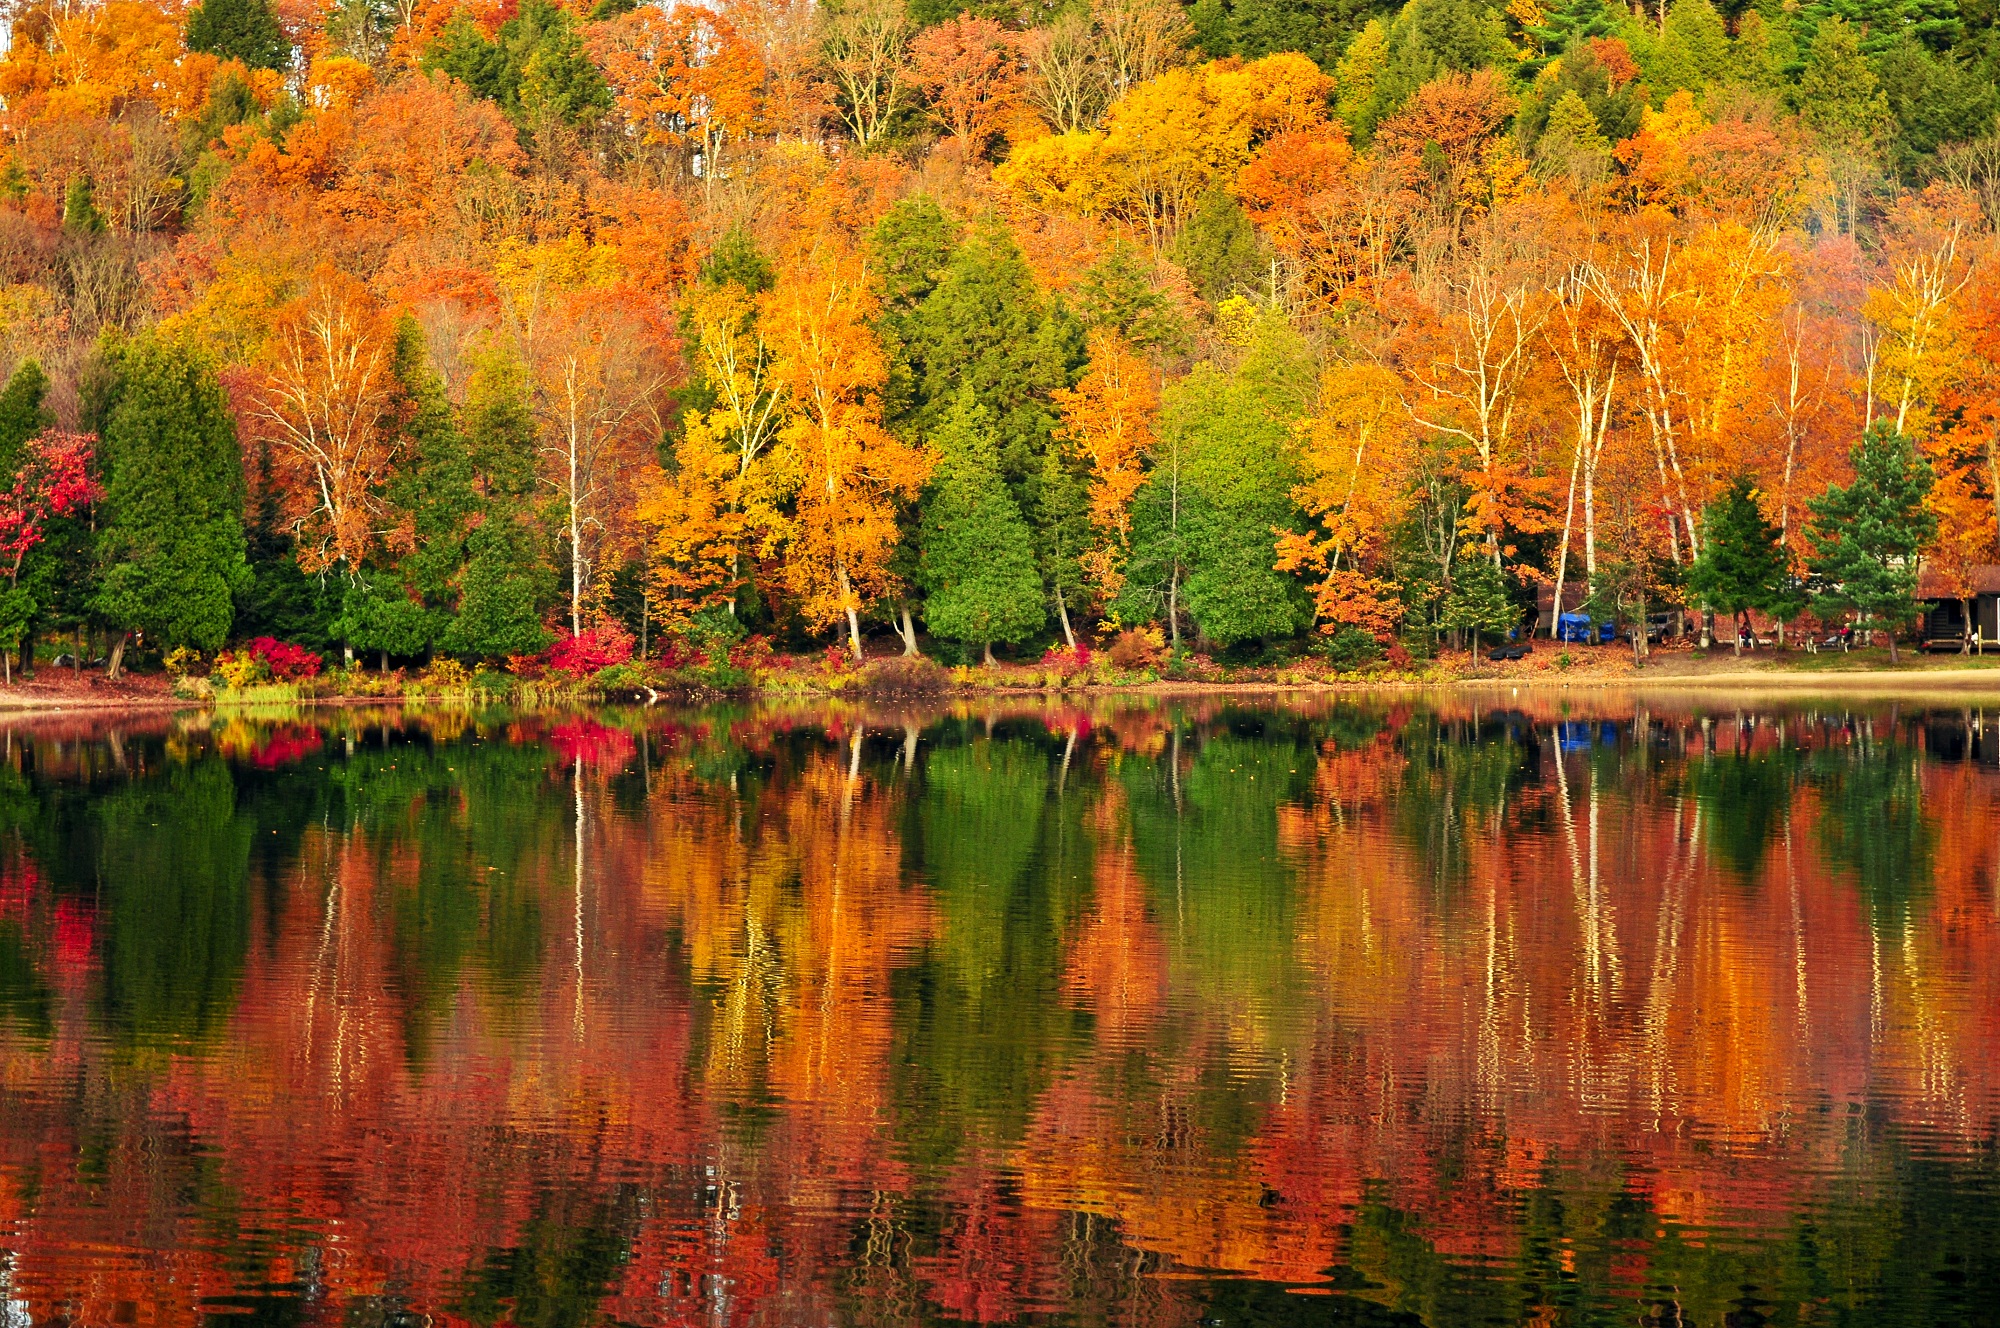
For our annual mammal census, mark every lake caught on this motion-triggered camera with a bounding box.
[0,693,1995,1327]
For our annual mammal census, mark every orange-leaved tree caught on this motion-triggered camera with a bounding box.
[1052,330,1156,608]
[909,12,1021,152]
[762,245,929,660]
[1275,359,1411,640]
[249,264,401,576]
[592,4,766,188]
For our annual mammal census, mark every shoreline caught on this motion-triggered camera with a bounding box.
[14,665,2000,717]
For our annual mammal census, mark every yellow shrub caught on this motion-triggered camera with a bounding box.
[422,658,471,690]
[214,650,266,689]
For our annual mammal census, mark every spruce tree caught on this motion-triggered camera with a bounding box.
[92,337,250,663]
[0,360,54,481]
[1688,475,1791,652]
[1171,190,1270,305]
[908,223,1082,484]
[1651,0,1731,98]
[1440,549,1518,653]
[440,515,554,660]
[1794,17,1890,146]
[333,575,437,671]
[1806,421,1936,662]
[919,391,1045,664]
[185,0,290,71]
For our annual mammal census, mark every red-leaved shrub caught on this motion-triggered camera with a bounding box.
[546,622,635,677]
[1040,641,1092,671]
[246,637,322,680]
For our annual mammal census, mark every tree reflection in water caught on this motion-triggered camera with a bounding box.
[0,693,1995,1327]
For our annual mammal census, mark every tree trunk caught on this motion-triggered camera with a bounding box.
[1552,444,1580,638]
[380,649,389,673]
[569,438,585,637]
[1887,626,1899,664]
[1964,597,1973,655]
[1167,564,1180,653]
[983,640,995,667]
[1056,588,1076,650]
[899,602,920,657]
[838,564,863,662]
[107,631,128,681]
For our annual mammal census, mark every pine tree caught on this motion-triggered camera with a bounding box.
[333,575,437,670]
[62,177,106,235]
[1035,443,1093,649]
[92,337,250,665]
[185,0,291,71]
[1651,0,1730,99]
[1335,18,1390,132]
[1794,18,1890,147]
[441,514,555,660]
[1534,90,1611,183]
[908,223,1082,485]
[0,360,54,481]
[1688,476,1790,653]
[1440,549,1518,652]
[1807,422,1937,662]
[870,196,961,430]
[1170,190,1271,306]
[919,391,1045,663]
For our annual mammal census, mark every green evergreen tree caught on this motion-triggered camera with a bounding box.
[185,0,290,71]
[1364,0,1510,138]
[869,197,962,430]
[699,226,777,294]
[1226,0,1390,71]
[907,223,1083,485]
[1439,549,1518,652]
[1687,475,1790,653]
[1649,0,1731,98]
[1516,41,1642,150]
[333,574,438,669]
[92,337,251,662]
[1876,37,1999,179]
[1533,89,1612,182]
[1729,10,1796,89]
[425,0,609,133]
[919,391,1046,663]
[1075,239,1189,352]
[0,360,54,482]
[1034,443,1093,649]
[62,176,107,235]
[1806,421,1937,662]
[1793,17,1891,146]
[440,514,555,659]
[1335,18,1389,131]
[1170,189,1271,305]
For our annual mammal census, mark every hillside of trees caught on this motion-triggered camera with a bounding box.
[1,0,1998,672]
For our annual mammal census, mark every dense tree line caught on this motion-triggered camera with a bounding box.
[1,0,1998,673]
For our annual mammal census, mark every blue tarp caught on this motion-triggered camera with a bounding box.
[1556,614,1619,644]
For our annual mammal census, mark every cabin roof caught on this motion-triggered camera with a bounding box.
[1918,565,2000,598]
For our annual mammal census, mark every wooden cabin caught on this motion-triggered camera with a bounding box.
[1916,566,2000,651]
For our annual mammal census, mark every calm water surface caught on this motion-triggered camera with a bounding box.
[0,694,1995,1327]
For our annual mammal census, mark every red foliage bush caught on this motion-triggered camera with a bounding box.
[1039,641,1092,671]
[546,621,636,677]
[1385,642,1412,668]
[246,637,322,680]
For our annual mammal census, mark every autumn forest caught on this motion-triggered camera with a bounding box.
[2,0,1999,674]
